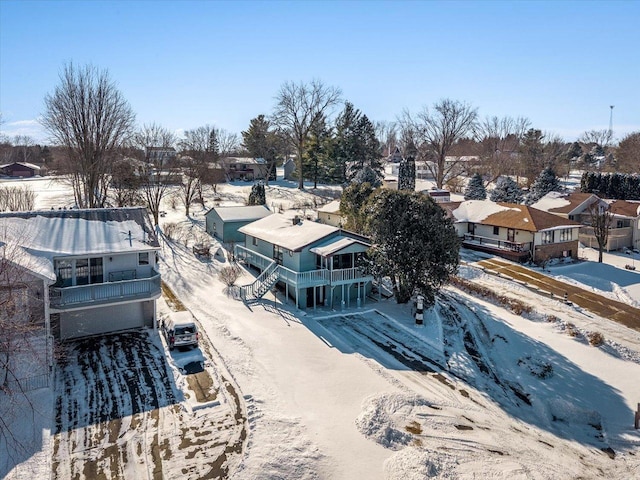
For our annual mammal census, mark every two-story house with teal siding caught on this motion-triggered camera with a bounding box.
[236,214,373,309]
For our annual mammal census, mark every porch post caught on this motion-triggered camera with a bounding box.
[313,286,316,310]
[286,282,289,305]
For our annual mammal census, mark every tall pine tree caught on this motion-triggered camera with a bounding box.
[490,176,523,203]
[464,173,487,200]
[363,189,460,305]
[526,166,560,204]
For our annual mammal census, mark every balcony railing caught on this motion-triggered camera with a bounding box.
[235,245,373,289]
[50,270,161,309]
[463,234,531,252]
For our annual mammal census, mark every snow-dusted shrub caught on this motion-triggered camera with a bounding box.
[565,322,579,337]
[545,314,559,322]
[587,331,604,346]
[218,265,241,286]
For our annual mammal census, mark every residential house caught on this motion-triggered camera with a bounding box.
[145,146,177,165]
[532,192,638,251]
[205,205,272,244]
[604,200,640,251]
[0,161,42,177]
[222,157,271,181]
[0,207,161,341]
[317,200,344,227]
[235,214,373,309]
[442,200,581,263]
[283,158,296,180]
[422,189,451,203]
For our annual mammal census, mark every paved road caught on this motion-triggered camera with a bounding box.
[475,258,640,332]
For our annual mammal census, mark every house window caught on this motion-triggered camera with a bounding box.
[568,215,575,220]
[138,252,150,265]
[558,229,572,242]
[54,259,73,287]
[542,231,555,244]
[493,226,500,235]
[617,219,630,228]
[274,245,283,265]
[252,236,258,246]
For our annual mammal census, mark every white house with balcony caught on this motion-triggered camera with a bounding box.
[0,207,161,341]
[442,200,582,264]
[235,213,373,309]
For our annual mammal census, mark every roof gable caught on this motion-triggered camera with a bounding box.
[207,205,272,222]
[0,207,160,256]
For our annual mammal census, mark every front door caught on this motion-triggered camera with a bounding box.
[507,228,515,242]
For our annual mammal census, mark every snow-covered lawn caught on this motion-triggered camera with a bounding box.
[2,175,640,479]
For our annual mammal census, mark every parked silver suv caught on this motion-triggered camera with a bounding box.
[162,311,199,350]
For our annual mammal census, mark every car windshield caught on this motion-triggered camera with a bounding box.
[175,325,196,335]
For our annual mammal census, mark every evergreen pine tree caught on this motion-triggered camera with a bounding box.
[363,189,460,305]
[247,182,266,205]
[490,176,523,203]
[464,173,487,200]
[352,165,382,188]
[526,166,560,204]
[398,156,416,191]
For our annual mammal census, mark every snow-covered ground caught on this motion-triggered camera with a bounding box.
[2,175,640,479]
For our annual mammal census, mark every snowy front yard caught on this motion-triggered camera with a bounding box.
[2,176,640,479]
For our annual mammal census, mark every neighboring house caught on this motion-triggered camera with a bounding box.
[222,157,270,181]
[145,146,177,165]
[422,189,451,203]
[317,200,344,227]
[0,207,161,341]
[604,200,640,251]
[533,192,638,251]
[205,205,272,244]
[442,200,581,263]
[236,214,373,309]
[0,161,42,177]
[283,158,296,180]
[532,192,604,224]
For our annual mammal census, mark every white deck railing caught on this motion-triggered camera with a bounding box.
[235,245,373,289]
[50,271,161,308]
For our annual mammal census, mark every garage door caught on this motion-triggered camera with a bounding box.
[60,302,145,340]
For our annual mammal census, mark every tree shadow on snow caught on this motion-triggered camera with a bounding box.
[302,298,635,452]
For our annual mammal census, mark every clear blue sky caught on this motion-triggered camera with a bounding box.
[1,0,638,144]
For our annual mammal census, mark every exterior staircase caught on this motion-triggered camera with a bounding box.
[239,261,280,302]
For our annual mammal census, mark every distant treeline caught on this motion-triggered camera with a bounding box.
[580,172,640,200]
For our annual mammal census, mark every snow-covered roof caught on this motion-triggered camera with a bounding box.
[207,205,272,222]
[309,236,370,257]
[317,200,341,214]
[532,192,599,214]
[239,214,339,251]
[0,161,41,171]
[0,206,159,260]
[451,200,581,232]
[452,200,516,223]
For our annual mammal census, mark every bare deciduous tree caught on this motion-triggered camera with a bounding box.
[0,226,52,465]
[615,131,640,174]
[400,99,478,189]
[374,120,398,157]
[580,129,613,148]
[589,202,613,263]
[475,116,530,184]
[41,63,136,208]
[134,123,177,225]
[0,185,36,212]
[272,80,342,189]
